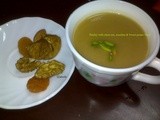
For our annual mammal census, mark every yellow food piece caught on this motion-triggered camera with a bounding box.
[44,35,61,58]
[27,76,49,93]
[16,29,65,93]
[18,37,32,57]
[27,39,53,60]
[35,60,65,78]
[15,57,41,73]
[33,29,47,42]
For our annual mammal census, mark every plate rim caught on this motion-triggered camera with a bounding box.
[0,17,75,109]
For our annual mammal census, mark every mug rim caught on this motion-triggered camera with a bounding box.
[65,0,160,74]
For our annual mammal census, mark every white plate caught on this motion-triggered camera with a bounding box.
[0,17,75,109]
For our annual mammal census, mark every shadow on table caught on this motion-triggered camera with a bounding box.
[83,80,140,109]
[67,70,141,114]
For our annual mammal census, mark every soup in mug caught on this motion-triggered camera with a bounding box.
[72,13,148,68]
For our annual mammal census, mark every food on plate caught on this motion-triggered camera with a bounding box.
[15,29,65,93]
[18,29,61,60]
[18,37,33,57]
[33,29,47,42]
[44,35,61,59]
[16,57,41,73]
[27,39,53,60]
[35,60,65,79]
[27,76,49,93]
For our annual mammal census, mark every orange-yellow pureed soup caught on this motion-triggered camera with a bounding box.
[73,13,148,68]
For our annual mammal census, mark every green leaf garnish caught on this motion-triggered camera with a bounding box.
[99,43,112,52]
[103,41,115,47]
[91,41,100,47]
[91,40,116,62]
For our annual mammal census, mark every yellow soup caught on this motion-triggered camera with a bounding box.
[73,13,148,68]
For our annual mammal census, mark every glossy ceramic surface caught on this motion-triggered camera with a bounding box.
[0,17,75,109]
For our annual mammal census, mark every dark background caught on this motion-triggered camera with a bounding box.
[0,0,160,120]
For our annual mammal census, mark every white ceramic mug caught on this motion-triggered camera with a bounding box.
[65,0,160,86]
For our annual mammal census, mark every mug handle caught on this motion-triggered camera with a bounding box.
[132,57,160,84]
